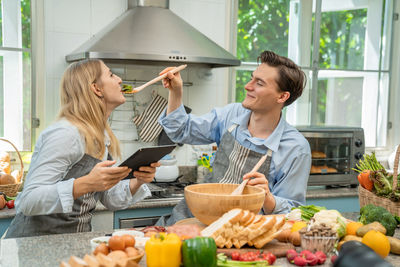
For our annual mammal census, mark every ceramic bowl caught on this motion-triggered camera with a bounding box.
[112,230,144,238]
[90,236,110,251]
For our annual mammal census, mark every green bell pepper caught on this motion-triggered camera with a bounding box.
[182,237,217,267]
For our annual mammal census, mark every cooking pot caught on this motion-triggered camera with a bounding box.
[154,155,179,182]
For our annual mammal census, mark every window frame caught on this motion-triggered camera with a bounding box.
[0,0,34,153]
[232,0,396,150]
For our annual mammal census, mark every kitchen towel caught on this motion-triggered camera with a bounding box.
[133,94,168,142]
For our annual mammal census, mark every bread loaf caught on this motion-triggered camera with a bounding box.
[310,165,338,174]
[0,174,16,185]
[201,209,286,249]
[311,151,326,159]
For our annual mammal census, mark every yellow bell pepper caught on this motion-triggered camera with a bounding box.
[145,232,182,267]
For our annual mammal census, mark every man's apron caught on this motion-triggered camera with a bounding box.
[5,154,106,238]
[157,124,272,226]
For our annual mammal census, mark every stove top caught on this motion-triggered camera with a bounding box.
[146,181,196,199]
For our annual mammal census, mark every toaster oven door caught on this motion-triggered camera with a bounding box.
[302,132,358,185]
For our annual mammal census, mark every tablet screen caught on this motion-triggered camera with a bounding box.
[119,145,176,179]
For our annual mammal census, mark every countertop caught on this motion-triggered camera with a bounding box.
[0,186,358,219]
[0,212,399,267]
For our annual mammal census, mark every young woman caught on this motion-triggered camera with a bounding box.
[5,59,159,238]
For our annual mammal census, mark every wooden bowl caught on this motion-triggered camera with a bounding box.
[126,248,144,264]
[185,183,265,225]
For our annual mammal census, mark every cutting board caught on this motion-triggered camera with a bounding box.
[174,218,294,258]
[217,240,295,258]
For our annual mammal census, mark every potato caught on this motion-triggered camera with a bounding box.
[356,222,386,237]
[275,229,291,242]
[289,231,301,246]
[387,236,400,255]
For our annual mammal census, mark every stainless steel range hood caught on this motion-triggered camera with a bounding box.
[66,0,240,68]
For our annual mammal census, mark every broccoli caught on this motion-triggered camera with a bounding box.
[359,204,397,236]
[394,215,400,225]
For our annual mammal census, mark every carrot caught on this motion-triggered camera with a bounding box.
[359,170,373,191]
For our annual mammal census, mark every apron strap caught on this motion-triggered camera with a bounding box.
[264,149,273,179]
[227,124,238,133]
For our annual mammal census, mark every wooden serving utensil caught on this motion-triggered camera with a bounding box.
[129,64,187,94]
[230,154,268,196]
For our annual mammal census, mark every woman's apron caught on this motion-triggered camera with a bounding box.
[156,124,273,226]
[5,154,106,238]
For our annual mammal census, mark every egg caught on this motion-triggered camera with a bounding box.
[121,234,135,248]
[125,247,140,257]
[93,243,109,255]
[108,250,127,262]
[108,235,125,251]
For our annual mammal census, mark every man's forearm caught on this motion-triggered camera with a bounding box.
[263,193,276,214]
[167,90,182,115]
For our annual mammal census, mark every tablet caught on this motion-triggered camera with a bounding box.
[119,145,176,179]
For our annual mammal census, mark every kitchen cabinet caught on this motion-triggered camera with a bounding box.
[114,206,174,229]
[305,186,360,212]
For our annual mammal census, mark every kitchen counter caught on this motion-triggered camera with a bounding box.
[1,212,399,267]
[0,186,357,219]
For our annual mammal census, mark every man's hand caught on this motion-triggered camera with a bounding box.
[73,160,131,199]
[243,171,269,192]
[242,171,276,214]
[160,67,183,94]
[160,67,184,115]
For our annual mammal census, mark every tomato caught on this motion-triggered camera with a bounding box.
[6,200,14,209]
[231,251,240,260]
[262,252,276,265]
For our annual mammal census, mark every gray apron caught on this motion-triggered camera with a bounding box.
[156,124,272,226]
[5,153,108,238]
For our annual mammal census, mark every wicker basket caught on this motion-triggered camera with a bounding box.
[0,138,24,197]
[358,145,400,216]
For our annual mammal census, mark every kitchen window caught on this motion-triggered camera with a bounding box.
[235,0,393,148]
[0,0,32,151]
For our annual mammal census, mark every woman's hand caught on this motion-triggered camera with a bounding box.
[129,162,161,194]
[242,171,276,214]
[73,160,131,199]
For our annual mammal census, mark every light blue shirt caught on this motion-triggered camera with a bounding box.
[16,119,151,216]
[159,103,311,214]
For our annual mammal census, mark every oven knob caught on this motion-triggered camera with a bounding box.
[355,139,363,147]
[354,152,363,160]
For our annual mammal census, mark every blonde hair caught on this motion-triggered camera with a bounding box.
[58,59,121,159]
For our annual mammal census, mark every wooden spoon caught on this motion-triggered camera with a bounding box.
[230,154,268,196]
[129,64,187,93]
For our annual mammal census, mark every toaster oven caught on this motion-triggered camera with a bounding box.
[296,127,365,186]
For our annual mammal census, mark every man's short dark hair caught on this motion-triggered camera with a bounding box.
[258,51,306,106]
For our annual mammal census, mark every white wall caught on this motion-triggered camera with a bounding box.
[36,0,233,166]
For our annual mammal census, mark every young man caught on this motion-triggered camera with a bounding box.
[158,51,311,225]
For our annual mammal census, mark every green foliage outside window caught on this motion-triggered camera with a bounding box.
[236,0,290,102]
[318,9,367,70]
[236,1,368,127]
